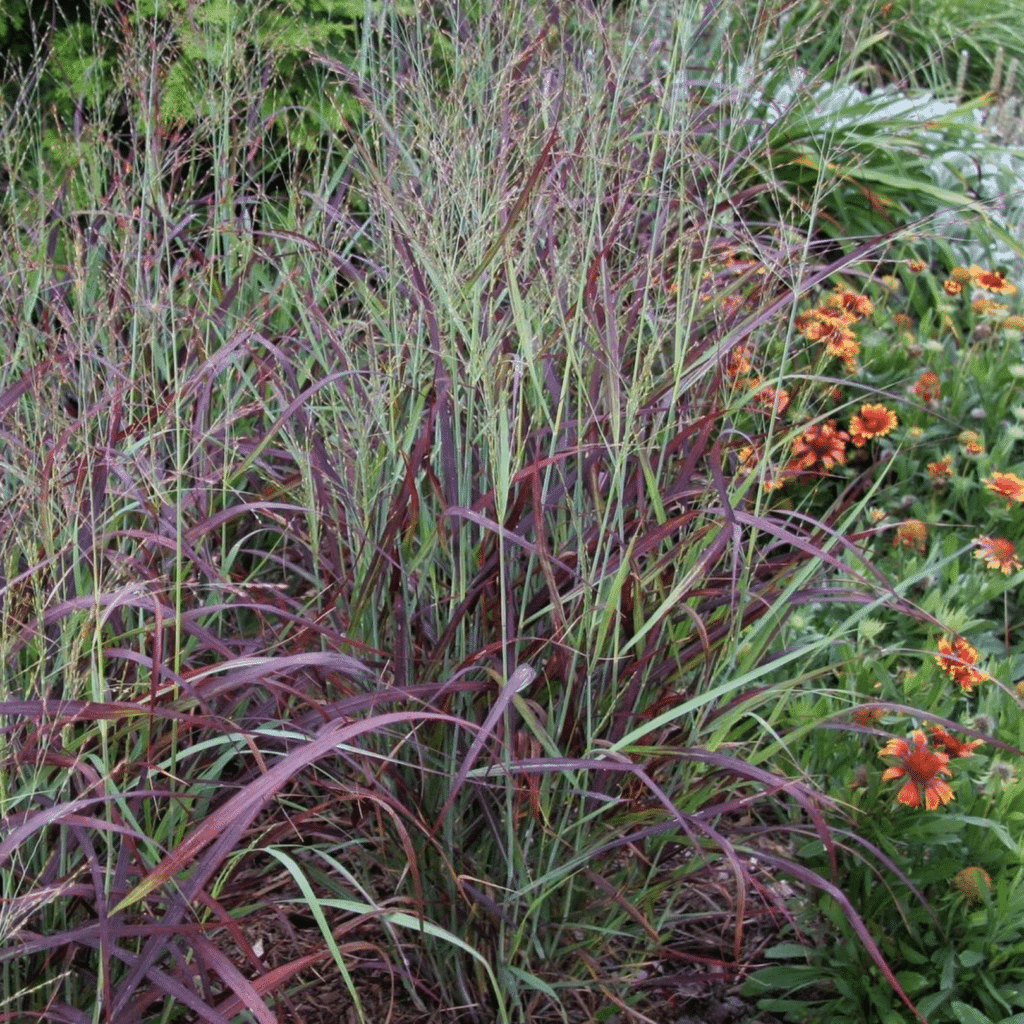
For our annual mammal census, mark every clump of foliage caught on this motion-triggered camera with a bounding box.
[3,0,1024,1023]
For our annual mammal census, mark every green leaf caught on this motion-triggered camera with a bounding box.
[950,1001,995,1024]
[945,814,1020,853]
[960,950,987,969]
[900,941,930,966]
[741,965,821,993]
[896,972,931,996]
[917,990,953,1018]
[940,946,959,991]
[765,942,814,959]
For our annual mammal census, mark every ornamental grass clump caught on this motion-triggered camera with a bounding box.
[7,1,1024,1023]
[0,1,959,1022]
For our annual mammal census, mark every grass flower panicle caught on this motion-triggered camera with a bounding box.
[880,730,955,810]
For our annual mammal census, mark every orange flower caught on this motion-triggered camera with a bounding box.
[721,294,744,316]
[797,308,858,342]
[826,288,874,318]
[929,725,984,758]
[849,403,898,447]
[906,260,928,273]
[913,371,941,401]
[935,637,987,692]
[927,455,953,478]
[751,384,790,416]
[943,279,963,296]
[894,518,928,553]
[974,536,1023,574]
[880,730,955,810]
[852,704,887,726]
[893,313,915,329]
[789,420,849,472]
[984,471,1024,507]
[726,346,753,379]
[972,298,1008,316]
[826,334,861,372]
[969,264,1017,294]
[795,305,863,368]
[737,445,785,491]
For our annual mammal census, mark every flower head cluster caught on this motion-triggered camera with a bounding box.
[879,730,955,810]
[852,704,887,726]
[796,288,873,371]
[726,345,753,379]
[725,344,792,419]
[935,636,987,692]
[735,444,785,492]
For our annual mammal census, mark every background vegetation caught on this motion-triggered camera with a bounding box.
[2,0,1024,1022]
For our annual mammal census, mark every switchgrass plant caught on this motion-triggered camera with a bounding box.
[1,0,1019,1022]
